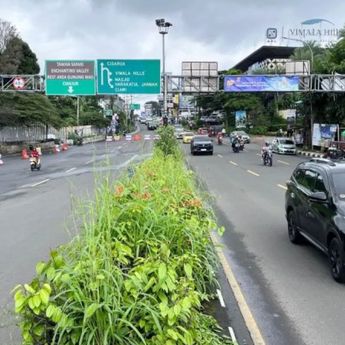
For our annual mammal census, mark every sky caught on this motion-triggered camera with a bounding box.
[1,0,345,105]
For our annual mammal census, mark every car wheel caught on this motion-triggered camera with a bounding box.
[287,210,302,244]
[210,151,213,155]
[329,237,345,283]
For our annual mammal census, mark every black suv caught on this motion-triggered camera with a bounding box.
[286,158,345,282]
[190,135,213,155]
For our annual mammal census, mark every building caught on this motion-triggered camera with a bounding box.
[232,45,297,74]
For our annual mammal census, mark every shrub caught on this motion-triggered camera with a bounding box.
[154,125,179,157]
[13,151,232,345]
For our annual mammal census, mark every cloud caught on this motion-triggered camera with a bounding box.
[0,0,344,105]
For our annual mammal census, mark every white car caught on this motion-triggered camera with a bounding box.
[272,138,297,155]
[174,127,185,139]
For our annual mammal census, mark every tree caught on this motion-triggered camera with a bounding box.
[0,36,39,74]
[0,18,17,53]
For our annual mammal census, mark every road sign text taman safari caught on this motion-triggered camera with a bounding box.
[45,60,96,96]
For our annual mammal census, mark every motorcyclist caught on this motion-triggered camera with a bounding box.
[261,141,271,158]
[29,145,40,165]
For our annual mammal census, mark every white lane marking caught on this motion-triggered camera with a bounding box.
[277,159,290,166]
[277,184,288,190]
[85,159,93,165]
[247,169,260,177]
[65,167,76,173]
[118,145,123,149]
[256,153,261,156]
[229,161,238,166]
[31,179,50,187]
[228,327,238,343]
[243,149,248,152]
[217,154,223,158]
[216,289,226,308]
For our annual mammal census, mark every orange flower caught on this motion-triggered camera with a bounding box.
[182,198,202,208]
[115,185,124,197]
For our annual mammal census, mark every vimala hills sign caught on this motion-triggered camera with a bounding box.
[45,60,96,96]
[97,59,160,94]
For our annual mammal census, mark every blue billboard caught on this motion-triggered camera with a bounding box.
[224,76,300,92]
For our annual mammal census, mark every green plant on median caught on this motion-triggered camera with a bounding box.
[13,137,232,344]
[154,125,180,157]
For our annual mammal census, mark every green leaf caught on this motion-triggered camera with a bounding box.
[32,294,41,308]
[39,289,49,305]
[167,328,179,340]
[85,303,100,319]
[42,283,52,294]
[36,261,46,275]
[184,264,193,279]
[158,263,167,283]
[173,304,181,317]
[24,284,35,294]
[46,304,54,318]
[46,267,56,281]
[33,324,44,336]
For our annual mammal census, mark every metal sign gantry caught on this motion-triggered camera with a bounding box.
[1,74,345,94]
[0,75,44,92]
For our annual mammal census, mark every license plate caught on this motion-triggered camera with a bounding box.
[201,149,207,151]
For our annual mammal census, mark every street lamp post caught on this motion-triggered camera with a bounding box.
[282,36,315,148]
[155,18,172,118]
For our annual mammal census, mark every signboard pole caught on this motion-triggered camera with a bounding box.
[77,96,80,126]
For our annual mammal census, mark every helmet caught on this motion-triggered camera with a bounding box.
[265,141,270,146]
[29,145,34,151]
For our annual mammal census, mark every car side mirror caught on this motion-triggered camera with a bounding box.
[309,191,327,202]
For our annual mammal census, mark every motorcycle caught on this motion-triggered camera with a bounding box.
[30,157,41,171]
[262,150,273,166]
[217,133,223,145]
[239,140,245,151]
[232,142,240,153]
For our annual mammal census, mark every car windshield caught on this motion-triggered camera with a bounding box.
[280,139,294,145]
[332,172,345,199]
[194,136,209,142]
[237,131,246,135]
[184,132,194,136]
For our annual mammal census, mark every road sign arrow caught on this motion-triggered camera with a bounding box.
[67,86,74,93]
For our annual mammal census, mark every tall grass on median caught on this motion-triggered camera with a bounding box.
[13,130,232,345]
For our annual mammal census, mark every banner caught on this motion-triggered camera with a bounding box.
[312,123,338,146]
[224,76,300,92]
[235,110,246,128]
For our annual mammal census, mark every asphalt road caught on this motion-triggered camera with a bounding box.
[3,130,345,345]
[182,138,345,345]
[0,136,153,344]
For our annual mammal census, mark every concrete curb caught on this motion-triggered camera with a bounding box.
[297,150,324,158]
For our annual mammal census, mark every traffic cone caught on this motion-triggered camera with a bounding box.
[53,144,60,154]
[21,148,29,159]
[0,154,3,166]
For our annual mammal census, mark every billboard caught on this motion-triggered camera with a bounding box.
[97,59,160,94]
[312,123,338,146]
[182,61,219,93]
[224,76,300,92]
[235,111,246,128]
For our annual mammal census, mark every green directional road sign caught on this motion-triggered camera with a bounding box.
[45,60,96,96]
[130,103,140,110]
[97,59,160,94]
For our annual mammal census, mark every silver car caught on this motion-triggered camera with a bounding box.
[272,137,297,155]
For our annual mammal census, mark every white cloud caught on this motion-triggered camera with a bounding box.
[0,0,344,105]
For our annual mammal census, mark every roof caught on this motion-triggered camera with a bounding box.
[232,45,297,72]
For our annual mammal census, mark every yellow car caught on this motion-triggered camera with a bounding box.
[182,132,195,144]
